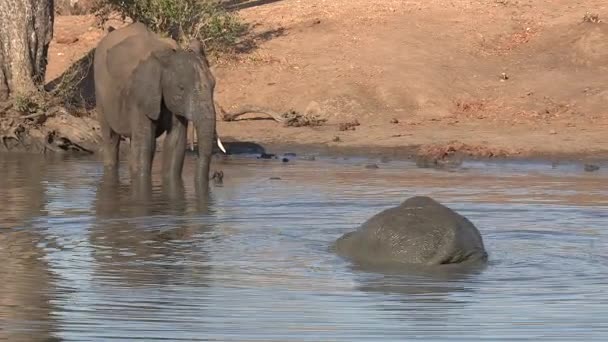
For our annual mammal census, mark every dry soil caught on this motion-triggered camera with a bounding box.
[45,0,608,161]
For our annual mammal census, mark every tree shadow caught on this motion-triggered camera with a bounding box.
[44,48,96,111]
[0,154,61,341]
[223,0,284,11]
[235,25,286,54]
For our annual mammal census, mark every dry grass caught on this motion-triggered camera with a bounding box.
[281,110,326,127]
[338,120,360,131]
[417,140,518,160]
[583,12,601,23]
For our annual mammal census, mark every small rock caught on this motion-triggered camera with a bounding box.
[211,170,224,185]
[549,130,557,135]
[282,157,289,163]
[500,72,509,81]
[584,164,600,172]
[338,120,360,131]
[365,163,379,169]
[332,136,341,142]
[390,118,399,124]
[56,36,79,45]
[270,177,282,180]
[312,19,321,25]
[258,153,276,159]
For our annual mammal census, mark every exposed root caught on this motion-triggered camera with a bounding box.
[219,104,326,127]
[1,104,100,154]
[219,104,288,123]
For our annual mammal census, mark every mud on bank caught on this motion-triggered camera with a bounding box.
[1,108,606,173]
[3,0,608,168]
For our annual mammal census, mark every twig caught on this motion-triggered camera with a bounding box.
[20,112,47,120]
[20,107,66,120]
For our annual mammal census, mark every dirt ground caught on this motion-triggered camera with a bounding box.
[44,0,608,161]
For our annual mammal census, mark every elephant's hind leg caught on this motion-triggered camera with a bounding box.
[162,115,188,182]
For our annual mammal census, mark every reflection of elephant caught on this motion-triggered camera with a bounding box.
[93,22,226,191]
[92,174,214,287]
[333,196,488,268]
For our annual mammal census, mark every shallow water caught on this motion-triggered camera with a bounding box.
[1,152,607,341]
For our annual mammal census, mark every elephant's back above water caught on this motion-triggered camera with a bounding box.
[93,23,179,136]
[334,196,488,267]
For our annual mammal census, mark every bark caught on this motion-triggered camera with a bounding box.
[0,0,54,101]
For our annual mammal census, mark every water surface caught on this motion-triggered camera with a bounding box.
[1,153,607,341]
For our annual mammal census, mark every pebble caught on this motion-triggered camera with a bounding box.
[584,164,600,172]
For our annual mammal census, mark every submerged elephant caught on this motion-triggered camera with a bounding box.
[333,196,488,268]
[93,22,226,190]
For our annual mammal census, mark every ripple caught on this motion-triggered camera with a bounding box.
[0,154,607,341]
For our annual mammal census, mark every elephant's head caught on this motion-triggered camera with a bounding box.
[139,39,226,189]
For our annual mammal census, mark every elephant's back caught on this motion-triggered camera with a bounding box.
[93,23,176,135]
[334,196,487,266]
[94,23,153,115]
[94,23,149,73]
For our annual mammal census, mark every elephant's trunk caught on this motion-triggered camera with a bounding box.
[193,105,217,193]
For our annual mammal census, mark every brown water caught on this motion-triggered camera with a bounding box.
[1,152,607,341]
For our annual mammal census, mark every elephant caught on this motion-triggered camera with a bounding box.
[333,196,488,269]
[93,22,226,191]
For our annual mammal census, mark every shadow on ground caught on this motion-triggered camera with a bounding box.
[45,48,96,111]
[223,0,284,11]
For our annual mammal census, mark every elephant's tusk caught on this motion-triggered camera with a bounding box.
[217,136,227,154]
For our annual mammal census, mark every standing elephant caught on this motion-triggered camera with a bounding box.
[93,22,226,191]
[333,196,488,268]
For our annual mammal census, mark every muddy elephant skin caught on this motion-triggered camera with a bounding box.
[334,196,488,268]
[93,22,224,192]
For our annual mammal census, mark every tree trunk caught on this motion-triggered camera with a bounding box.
[0,0,54,101]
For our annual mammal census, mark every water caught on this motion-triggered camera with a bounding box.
[1,152,607,341]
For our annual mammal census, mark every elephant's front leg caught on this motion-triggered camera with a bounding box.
[100,118,120,172]
[129,118,157,191]
[162,115,188,182]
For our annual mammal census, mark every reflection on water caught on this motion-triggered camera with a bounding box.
[0,153,607,341]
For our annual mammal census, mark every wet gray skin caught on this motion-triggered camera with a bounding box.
[333,196,488,269]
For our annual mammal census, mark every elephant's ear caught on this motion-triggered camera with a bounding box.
[126,54,163,121]
[186,39,210,68]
